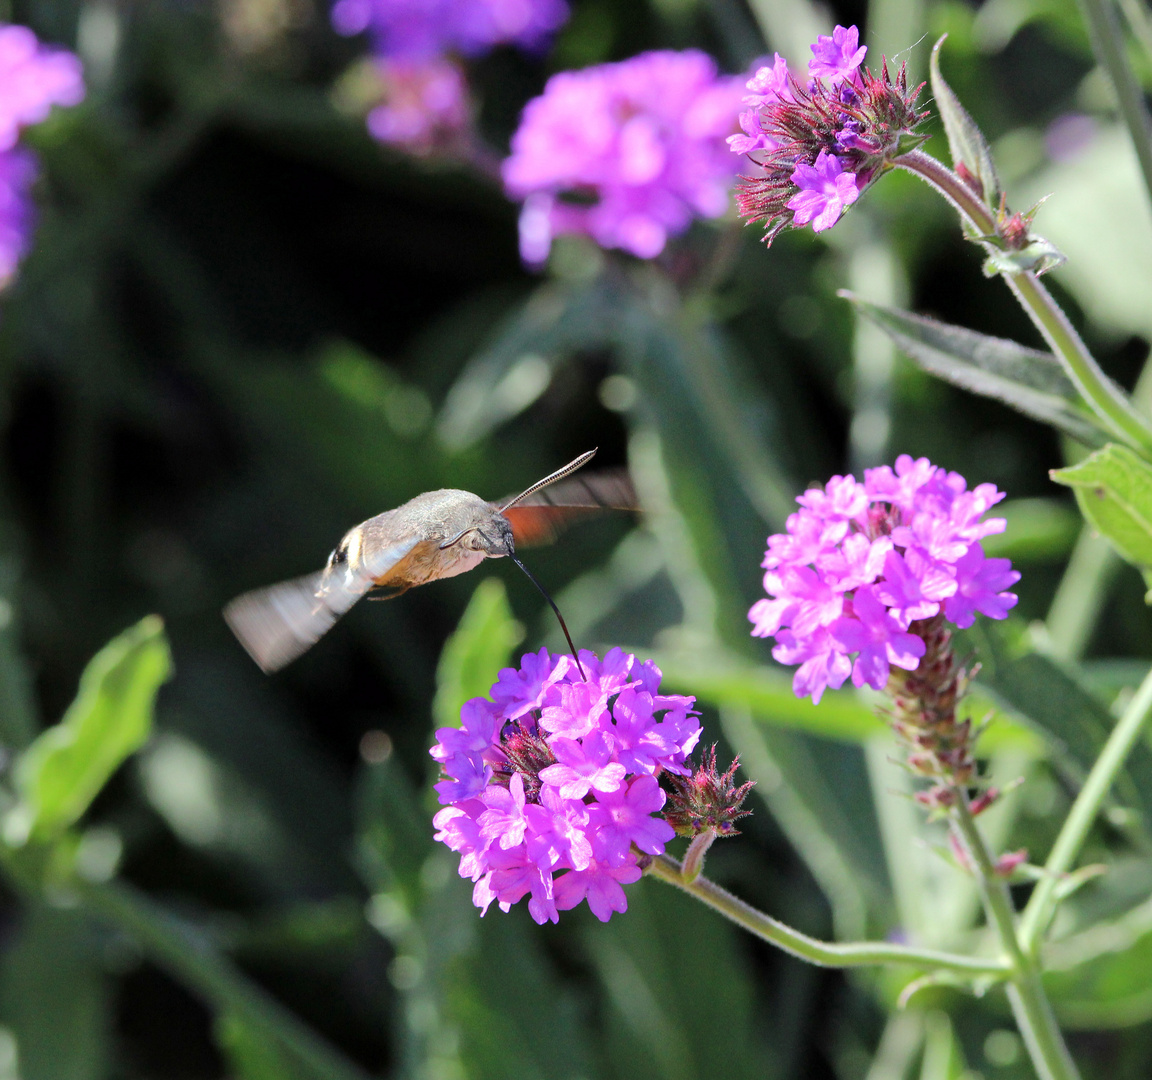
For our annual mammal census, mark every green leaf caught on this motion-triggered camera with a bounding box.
[981,234,1066,277]
[216,1014,311,1080]
[432,578,524,729]
[14,616,171,841]
[654,649,884,743]
[968,623,1152,817]
[435,277,619,450]
[929,36,1002,210]
[1045,894,1152,1028]
[0,905,110,1080]
[1051,444,1152,570]
[841,292,1108,447]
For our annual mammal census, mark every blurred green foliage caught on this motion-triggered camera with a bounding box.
[1,0,1152,1076]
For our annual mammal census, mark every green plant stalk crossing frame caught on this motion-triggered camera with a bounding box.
[891,149,1152,456]
[950,796,1082,1080]
[1020,661,1152,952]
[645,853,1009,976]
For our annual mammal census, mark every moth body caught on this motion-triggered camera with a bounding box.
[225,450,629,674]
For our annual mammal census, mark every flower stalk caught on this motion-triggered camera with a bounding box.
[950,795,1082,1080]
[646,853,1009,976]
[892,148,1152,455]
[1019,661,1152,953]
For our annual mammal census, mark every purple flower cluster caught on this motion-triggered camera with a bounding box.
[730,25,926,242]
[431,648,701,924]
[503,50,745,261]
[331,0,567,60]
[331,0,567,154]
[0,24,85,290]
[365,57,470,154]
[0,149,36,287]
[750,456,1020,703]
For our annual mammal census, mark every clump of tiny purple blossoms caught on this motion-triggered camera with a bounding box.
[750,455,1020,705]
[730,25,928,242]
[432,648,751,924]
[331,0,567,155]
[503,50,745,262]
[0,24,84,288]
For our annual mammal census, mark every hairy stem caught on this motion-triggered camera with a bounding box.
[893,149,1152,453]
[951,797,1082,1080]
[646,853,1008,976]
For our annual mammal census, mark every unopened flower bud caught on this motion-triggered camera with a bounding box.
[662,746,755,838]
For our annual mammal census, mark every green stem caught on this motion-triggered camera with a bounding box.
[893,149,1152,454]
[645,853,1009,977]
[0,852,371,1080]
[950,797,1082,1080]
[1019,662,1152,953]
[1043,526,1121,663]
[1074,0,1152,209]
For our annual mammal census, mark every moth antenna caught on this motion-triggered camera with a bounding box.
[511,556,587,680]
[500,449,597,512]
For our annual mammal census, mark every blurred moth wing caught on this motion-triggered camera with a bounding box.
[500,468,637,547]
[224,535,419,673]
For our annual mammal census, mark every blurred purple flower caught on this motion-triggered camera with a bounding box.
[331,0,568,60]
[503,50,745,261]
[0,23,85,152]
[750,456,1020,702]
[1045,112,1097,163]
[431,647,699,923]
[0,25,84,292]
[0,148,36,288]
[365,56,470,154]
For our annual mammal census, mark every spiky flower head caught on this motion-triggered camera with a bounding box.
[662,745,755,838]
[730,25,928,243]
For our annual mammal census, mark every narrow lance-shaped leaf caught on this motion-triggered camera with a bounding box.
[432,578,523,729]
[1051,445,1152,576]
[842,292,1110,448]
[929,36,1002,211]
[14,615,172,840]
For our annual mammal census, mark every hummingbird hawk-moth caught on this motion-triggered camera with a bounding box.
[224,449,635,673]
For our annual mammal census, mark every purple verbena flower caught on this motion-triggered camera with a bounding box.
[431,647,702,923]
[0,24,85,152]
[731,25,927,244]
[808,25,867,84]
[786,149,860,231]
[0,147,36,288]
[364,56,471,154]
[331,0,568,61]
[0,25,84,292]
[502,50,745,262]
[750,455,1020,702]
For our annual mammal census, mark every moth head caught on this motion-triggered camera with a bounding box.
[441,513,515,558]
